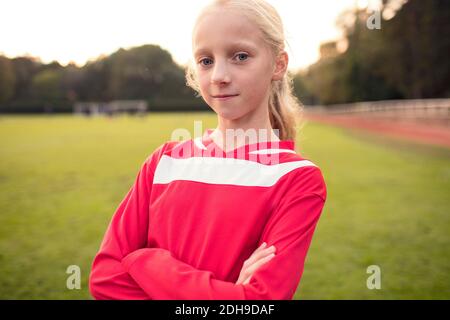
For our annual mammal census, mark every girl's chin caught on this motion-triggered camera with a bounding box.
[214,108,244,120]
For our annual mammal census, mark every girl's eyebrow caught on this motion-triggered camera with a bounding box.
[194,41,257,57]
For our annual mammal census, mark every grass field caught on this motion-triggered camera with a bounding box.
[0,113,449,299]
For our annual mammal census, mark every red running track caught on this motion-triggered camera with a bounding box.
[304,113,450,149]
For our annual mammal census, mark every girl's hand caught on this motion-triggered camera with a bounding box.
[235,242,276,285]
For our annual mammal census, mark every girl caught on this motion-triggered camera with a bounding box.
[89,0,327,300]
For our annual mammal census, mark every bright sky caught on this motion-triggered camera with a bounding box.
[0,0,375,72]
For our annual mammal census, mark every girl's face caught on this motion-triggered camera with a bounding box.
[192,8,287,123]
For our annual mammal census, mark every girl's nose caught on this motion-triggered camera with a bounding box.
[210,62,231,84]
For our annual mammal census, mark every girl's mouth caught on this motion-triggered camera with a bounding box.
[213,94,239,101]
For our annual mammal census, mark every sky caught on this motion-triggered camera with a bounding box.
[0,0,379,72]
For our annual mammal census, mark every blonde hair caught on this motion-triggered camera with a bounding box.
[185,0,303,141]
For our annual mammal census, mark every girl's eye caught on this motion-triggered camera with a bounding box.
[199,58,213,66]
[198,53,249,67]
[235,53,249,61]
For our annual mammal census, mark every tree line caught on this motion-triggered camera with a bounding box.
[0,0,448,113]
[0,44,207,113]
[295,0,449,105]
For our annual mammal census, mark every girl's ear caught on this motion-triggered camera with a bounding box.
[272,51,289,81]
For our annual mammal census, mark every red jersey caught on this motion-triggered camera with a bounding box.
[89,128,327,299]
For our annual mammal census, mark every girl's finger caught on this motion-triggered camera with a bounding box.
[245,245,276,267]
[247,253,275,274]
[242,253,276,285]
[237,246,276,285]
[244,242,267,264]
[253,242,267,253]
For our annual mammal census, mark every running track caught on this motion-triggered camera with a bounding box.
[305,113,450,149]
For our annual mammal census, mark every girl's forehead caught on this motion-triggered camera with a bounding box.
[192,9,263,50]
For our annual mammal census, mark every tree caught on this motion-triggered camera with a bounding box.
[31,69,64,102]
[0,56,16,104]
[293,0,449,105]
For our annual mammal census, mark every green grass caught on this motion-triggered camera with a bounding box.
[0,114,448,299]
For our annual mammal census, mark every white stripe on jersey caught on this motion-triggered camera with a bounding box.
[153,155,317,187]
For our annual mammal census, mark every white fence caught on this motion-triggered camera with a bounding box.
[74,100,147,116]
[304,99,450,126]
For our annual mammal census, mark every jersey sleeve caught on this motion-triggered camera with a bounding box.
[120,166,327,300]
[88,143,167,300]
[244,166,327,299]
